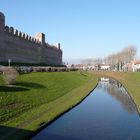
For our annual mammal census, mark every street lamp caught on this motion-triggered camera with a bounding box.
[8,59,11,67]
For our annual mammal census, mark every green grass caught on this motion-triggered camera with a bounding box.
[0,71,98,139]
[94,71,140,113]
[121,72,140,112]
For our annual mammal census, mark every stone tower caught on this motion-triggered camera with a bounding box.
[0,12,5,31]
[58,43,61,49]
[35,32,45,45]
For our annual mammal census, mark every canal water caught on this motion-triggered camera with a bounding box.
[32,78,140,140]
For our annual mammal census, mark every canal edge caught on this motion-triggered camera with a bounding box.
[29,79,99,139]
[97,74,140,117]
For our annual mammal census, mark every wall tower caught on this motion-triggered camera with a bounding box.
[0,12,5,31]
[58,43,61,49]
[35,32,45,45]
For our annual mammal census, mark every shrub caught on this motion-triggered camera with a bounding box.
[2,67,19,85]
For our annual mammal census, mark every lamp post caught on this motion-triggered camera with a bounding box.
[8,59,11,67]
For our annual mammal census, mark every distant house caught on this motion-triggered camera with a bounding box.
[100,64,110,71]
[122,60,140,72]
[87,65,95,70]
[72,64,95,71]
[131,60,140,72]
[66,64,72,69]
[75,64,84,70]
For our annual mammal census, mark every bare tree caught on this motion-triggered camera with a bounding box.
[123,46,137,63]
[81,45,137,71]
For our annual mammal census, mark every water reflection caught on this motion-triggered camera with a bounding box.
[32,77,140,140]
[99,77,137,114]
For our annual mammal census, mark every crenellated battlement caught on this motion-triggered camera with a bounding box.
[4,25,42,45]
[0,11,62,65]
[3,25,62,50]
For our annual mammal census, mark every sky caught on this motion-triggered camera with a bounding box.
[0,0,140,63]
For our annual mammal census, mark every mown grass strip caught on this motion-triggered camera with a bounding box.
[0,72,90,124]
[0,72,98,140]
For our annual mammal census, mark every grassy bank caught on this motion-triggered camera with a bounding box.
[94,71,140,113]
[0,72,98,140]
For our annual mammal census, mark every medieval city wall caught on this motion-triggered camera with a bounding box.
[0,12,62,65]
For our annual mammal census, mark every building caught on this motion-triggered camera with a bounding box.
[0,12,62,65]
[100,64,110,71]
[123,60,140,72]
[131,60,140,72]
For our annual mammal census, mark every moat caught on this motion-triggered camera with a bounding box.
[32,78,140,140]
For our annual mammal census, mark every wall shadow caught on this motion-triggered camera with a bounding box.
[0,86,29,92]
[0,82,46,92]
[15,82,46,89]
[0,125,32,140]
